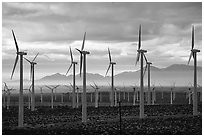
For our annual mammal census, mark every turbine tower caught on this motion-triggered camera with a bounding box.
[10,30,27,127]
[45,85,60,109]
[4,82,15,110]
[105,48,116,107]
[135,25,147,119]
[143,54,152,105]
[152,84,156,105]
[65,47,77,108]
[76,32,90,123]
[2,83,7,108]
[24,52,39,111]
[38,86,44,104]
[187,25,200,116]
[24,85,32,109]
[90,82,99,108]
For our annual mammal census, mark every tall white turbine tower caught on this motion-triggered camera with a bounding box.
[105,48,116,107]
[187,25,200,116]
[38,86,44,105]
[143,54,152,105]
[24,53,39,111]
[90,82,99,108]
[135,25,147,119]
[76,32,90,123]
[65,47,77,108]
[10,30,27,127]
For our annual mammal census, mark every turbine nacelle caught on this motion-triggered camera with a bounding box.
[32,62,37,65]
[147,62,152,65]
[17,51,27,55]
[110,62,116,65]
[81,51,90,55]
[137,49,147,53]
[191,49,200,53]
[72,61,77,64]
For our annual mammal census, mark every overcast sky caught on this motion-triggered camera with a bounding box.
[2,2,202,81]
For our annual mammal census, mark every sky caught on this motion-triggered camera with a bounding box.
[2,2,202,81]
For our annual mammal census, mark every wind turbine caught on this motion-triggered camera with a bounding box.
[123,84,126,100]
[105,48,116,107]
[4,82,15,110]
[45,85,60,109]
[114,87,118,106]
[187,83,193,105]
[38,86,44,105]
[135,25,147,118]
[65,47,77,108]
[115,87,121,102]
[76,32,90,123]
[64,85,72,102]
[143,54,152,105]
[159,83,164,100]
[2,83,7,108]
[187,25,200,116]
[24,53,39,111]
[76,86,80,108]
[151,83,156,105]
[24,85,32,109]
[132,86,136,106]
[198,85,202,102]
[10,30,27,127]
[173,83,176,101]
[90,82,99,108]
[170,82,175,104]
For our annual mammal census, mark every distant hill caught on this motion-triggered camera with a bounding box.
[36,64,202,86]
[162,64,202,71]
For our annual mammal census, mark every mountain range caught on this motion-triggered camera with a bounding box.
[35,64,202,86]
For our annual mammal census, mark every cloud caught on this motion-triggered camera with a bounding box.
[2,2,202,80]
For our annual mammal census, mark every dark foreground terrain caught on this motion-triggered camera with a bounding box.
[2,104,202,135]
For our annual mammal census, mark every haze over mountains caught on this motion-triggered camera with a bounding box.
[32,64,202,86]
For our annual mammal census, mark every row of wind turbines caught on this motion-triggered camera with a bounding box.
[7,24,200,127]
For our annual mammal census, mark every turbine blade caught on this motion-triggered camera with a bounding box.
[81,32,86,51]
[54,85,60,89]
[143,64,148,78]
[105,64,111,76]
[29,85,32,91]
[192,25,194,50]
[65,64,72,76]
[108,48,112,62]
[11,55,19,79]
[12,30,19,53]
[45,85,52,90]
[187,52,193,65]
[144,54,148,63]
[32,52,39,62]
[79,54,83,77]
[4,82,8,90]
[30,65,33,81]
[138,24,141,50]
[70,47,73,62]
[76,48,81,53]
[76,48,83,77]
[69,83,73,88]
[93,81,98,88]
[135,52,140,66]
[90,84,95,89]
[24,57,32,64]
